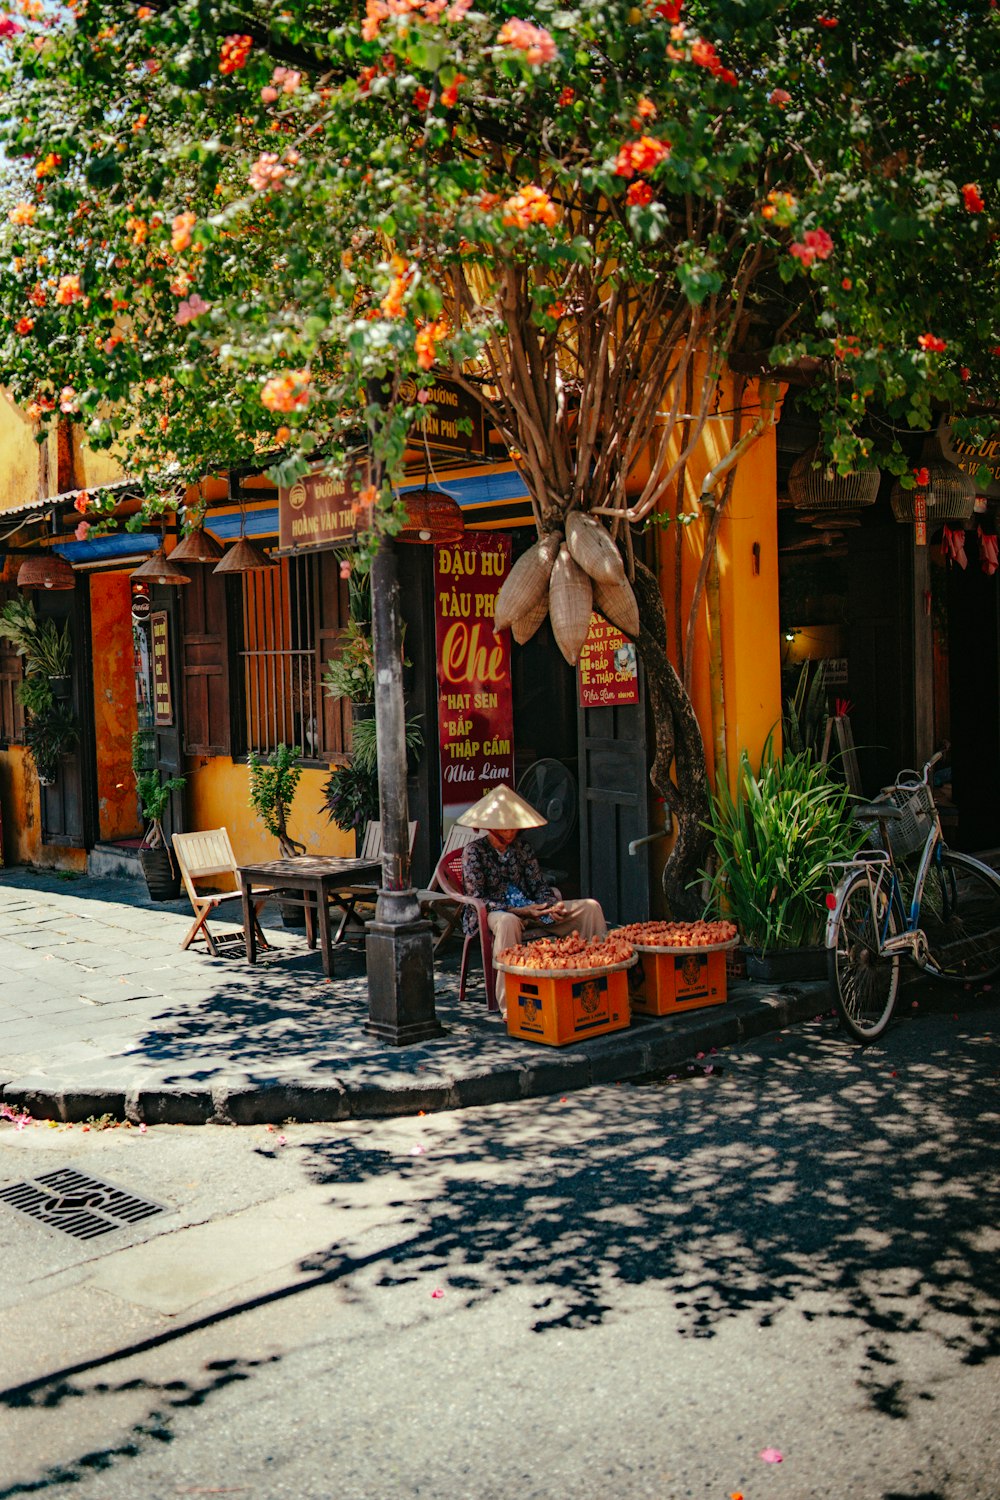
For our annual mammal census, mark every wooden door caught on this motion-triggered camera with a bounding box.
[38,582,96,849]
[578,690,651,927]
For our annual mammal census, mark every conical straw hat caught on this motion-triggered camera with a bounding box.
[456,783,547,830]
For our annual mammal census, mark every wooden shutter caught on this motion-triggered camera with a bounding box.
[180,567,232,755]
[0,587,24,746]
[316,550,351,756]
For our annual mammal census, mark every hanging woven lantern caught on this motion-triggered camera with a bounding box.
[17,552,76,590]
[890,440,976,523]
[788,446,880,511]
[397,487,464,544]
[212,536,275,573]
[170,526,225,563]
[131,547,191,585]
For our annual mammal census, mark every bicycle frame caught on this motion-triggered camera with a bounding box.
[826,757,945,969]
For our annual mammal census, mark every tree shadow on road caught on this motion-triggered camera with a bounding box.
[298,1016,1000,1410]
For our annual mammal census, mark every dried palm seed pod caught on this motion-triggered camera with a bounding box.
[493,530,562,633]
[548,544,594,665]
[565,510,626,585]
[511,594,550,644]
[593,574,639,638]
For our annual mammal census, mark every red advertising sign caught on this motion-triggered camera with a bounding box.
[577,613,639,708]
[434,532,515,820]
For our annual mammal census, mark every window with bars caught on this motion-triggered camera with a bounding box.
[238,551,351,761]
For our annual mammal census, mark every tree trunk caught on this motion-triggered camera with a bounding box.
[631,560,711,919]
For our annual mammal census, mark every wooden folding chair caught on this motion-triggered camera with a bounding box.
[326,819,419,937]
[172,828,270,958]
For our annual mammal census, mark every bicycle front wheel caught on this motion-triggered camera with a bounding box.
[920,850,1000,984]
[828,872,901,1042]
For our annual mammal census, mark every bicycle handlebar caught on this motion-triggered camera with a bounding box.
[895,750,944,789]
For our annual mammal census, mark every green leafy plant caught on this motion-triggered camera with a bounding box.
[16,675,54,717]
[320,759,381,836]
[783,660,829,758]
[131,731,185,853]
[321,618,376,705]
[23,704,78,785]
[0,599,72,677]
[248,743,306,858]
[349,715,423,777]
[703,740,866,953]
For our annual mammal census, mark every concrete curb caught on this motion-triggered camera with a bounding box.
[1,984,828,1126]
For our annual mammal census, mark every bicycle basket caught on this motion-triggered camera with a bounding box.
[882,780,937,858]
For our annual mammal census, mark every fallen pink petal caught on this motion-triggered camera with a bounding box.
[431,1288,444,1299]
[760,1448,783,1463]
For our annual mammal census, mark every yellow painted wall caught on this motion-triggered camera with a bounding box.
[0,745,86,871]
[90,570,141,840]
[185,756,355,864]
[0,393,54,510]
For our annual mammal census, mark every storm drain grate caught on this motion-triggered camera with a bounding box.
[0,1167,167,1240]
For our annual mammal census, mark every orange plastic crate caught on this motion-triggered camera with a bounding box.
[504,965,632,1046]
[627,946,728,1017]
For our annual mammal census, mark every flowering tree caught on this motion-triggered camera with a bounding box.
[0,0,997,912]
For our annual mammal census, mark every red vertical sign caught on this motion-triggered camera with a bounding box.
[434,533,515,822]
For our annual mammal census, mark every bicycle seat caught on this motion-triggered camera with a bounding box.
[852,801,903,822]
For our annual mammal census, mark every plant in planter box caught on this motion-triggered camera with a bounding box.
[132,731,186,899]
[0,598,72,682]
[703,740,866,975]
[248,743,306,859]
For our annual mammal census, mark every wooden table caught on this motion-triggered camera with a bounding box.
[238,856,382,977]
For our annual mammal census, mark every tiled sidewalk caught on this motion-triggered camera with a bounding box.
[0,867,828,1124]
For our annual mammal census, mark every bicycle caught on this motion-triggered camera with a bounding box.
[826,752,1000,1042]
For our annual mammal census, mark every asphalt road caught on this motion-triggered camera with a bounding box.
[1,994,998,1500]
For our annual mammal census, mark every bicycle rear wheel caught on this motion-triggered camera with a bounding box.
[828,872,901,1042]
[920,850,1000,984]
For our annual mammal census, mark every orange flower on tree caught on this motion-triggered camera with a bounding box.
[260,369,313,413]
[8,201,36,226]
[15,316,34,335]
[35,153,60,178]
[496,18,557,65]
[626,181,654,207]
[918,333,947,353]
[440,73,465,107]
[502,184,560,229]
[219,33,252,74]
[28,284,46,307]
[171,210,196,252]
[961,183,985,213]
[55,274,82,305]
[354,483,378,516]
[614,136,670,179]
[415,319,447,370]
[558,85,574,107]
[761,189,797,222]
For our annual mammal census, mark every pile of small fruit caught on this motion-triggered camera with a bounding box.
[614,919,738,948]
[497,933,635,970]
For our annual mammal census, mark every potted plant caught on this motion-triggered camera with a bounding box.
[0,598,72,691]
[248,743,306,858]
[321,616,376,719]
[703,740,866,981]
[248,743,306,923]
[320,757,380,837]
[132,731,186,899]
[320,717,423,837]
[23,702,78,786]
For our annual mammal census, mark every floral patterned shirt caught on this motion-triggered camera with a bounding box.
[460,834,555,934]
